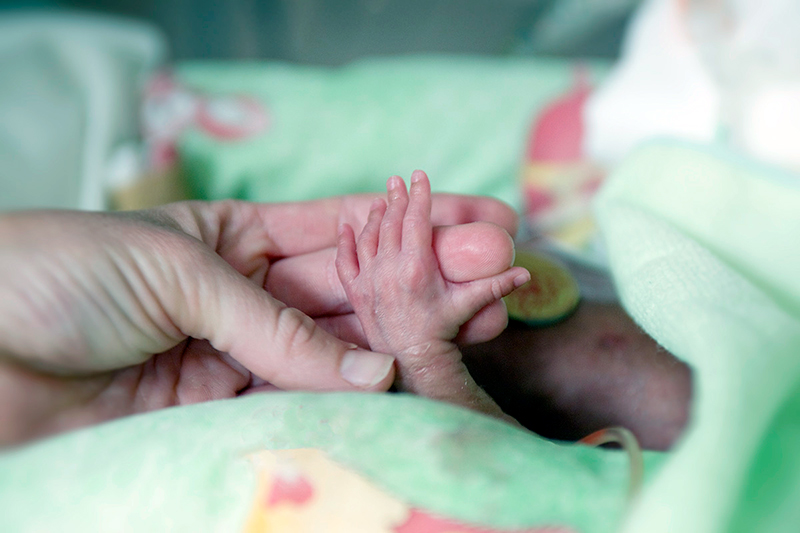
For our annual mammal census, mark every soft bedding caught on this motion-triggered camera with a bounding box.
[4,139,798,532]
[595,141,800,533]
[3,50,800,533]
[159,56,608,211]
[0,392,651,532]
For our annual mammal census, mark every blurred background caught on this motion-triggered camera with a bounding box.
[2,0,799,259]
[1,0,636,61]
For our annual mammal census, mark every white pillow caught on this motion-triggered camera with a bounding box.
[0,13,166,210]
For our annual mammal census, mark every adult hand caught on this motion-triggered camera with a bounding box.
[264,190,519,346]
[0,183,518,444]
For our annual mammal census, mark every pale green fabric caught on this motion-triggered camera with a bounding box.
[8,63,800,532]
[0,392,658,532]
[595,142,800,532]
[175,56,608,211]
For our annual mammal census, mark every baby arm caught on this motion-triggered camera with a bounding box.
[335,171,530,419]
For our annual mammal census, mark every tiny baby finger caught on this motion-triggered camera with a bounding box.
[380,176,409,252]
[403,171,433,252]
[335,224,360,284]
[356,199,386,263]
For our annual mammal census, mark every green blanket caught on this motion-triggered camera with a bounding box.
[175,56,607,210]
[3,54,800,531]
[1,393,651,532]
[595,141,800,533]
[3,142,797,532]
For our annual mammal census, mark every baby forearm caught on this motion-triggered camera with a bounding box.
[394,340,509,420]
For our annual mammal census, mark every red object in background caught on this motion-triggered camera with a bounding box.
[141,71,271,172]
[196,95,269,140]
[526,70,592,164]
[524,187,557,215]
[520,67,604,250]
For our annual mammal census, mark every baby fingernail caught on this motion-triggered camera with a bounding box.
[514,272,530,288]
[340,350,395,387]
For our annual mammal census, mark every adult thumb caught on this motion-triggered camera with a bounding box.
[171,250,396,392]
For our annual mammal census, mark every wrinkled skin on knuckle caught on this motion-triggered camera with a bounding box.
[490,279,504,302]
[402,215,427,234]
[486,274,521,304]
[344,279,376,317]
[398,258,430,293]
[273,306,322,362]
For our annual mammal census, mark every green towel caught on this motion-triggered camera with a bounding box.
[6,66,800,531]
[595,141,800,532]
[0,392,654,532]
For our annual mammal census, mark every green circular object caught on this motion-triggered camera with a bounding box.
[504,250,581,326]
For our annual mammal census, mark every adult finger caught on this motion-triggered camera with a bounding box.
[314,314,367,347]
[157,243,396,392]
[158,195,518,286]
[185,193,518,259]
[267,222,516,316]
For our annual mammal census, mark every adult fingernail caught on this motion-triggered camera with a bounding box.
[340,350,395,387]
[514,272,531,288]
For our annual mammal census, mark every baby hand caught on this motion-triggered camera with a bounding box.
[336,170,529,416]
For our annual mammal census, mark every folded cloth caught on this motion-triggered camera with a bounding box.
[6,141,798,532]
[595,141,800,532]
[0,392,658,533]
